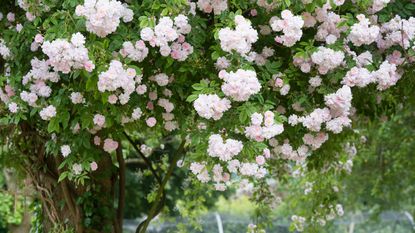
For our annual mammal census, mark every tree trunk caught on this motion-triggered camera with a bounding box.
[14,123,124,233]
[25,149,122,233]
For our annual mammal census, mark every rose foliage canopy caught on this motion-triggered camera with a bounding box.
[1,0,415,232]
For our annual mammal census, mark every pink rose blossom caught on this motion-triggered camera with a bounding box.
[146,117,157,127]
[90,162,98,171]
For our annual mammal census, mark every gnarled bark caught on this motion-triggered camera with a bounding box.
[15,122,124,233]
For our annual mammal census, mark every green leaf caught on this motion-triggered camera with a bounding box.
[61,111,70,129]
[265,61,282,74]
[58,160,68,170]
[47,118,60,133]
[192,83,206,91]
[211,51,220,60]
[86,76,97,91]
[186,94,198,103]
[81,112,92,129]
[58,172,68,183]
[161,8,169,16]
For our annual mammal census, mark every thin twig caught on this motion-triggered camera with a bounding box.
[123,132,162,185]
[135,138,186,233]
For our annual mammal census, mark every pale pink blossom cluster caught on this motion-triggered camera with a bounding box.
[324,85,353,133]
[268,73,284,90]
[298,108,331,132]
[207,134,243,161]
[189,162,210,183]
[246,47,275,66]
[293,56,312,73]
[324,85,353,117]
[30,34,45,52]
[27,81,52,98]
[140,15,193,61]
[15,24,23,33]
[196,0,228,15]
[292,86,353,134]
[372,61,401,91]
[41,33,95,73]
[218,15,258,55]
[75,0,133,37]
[314,5,347,44]
[211,164,231,190]
[326,116,352,134]
[70,92,86,104]
[215,56,230,70]
[219,69,261,101]
[270,10,304,47]
[103,138,119,153]
[145,117,157,127]
[279,83,290,96]
[193,94,231,120]
[119,40,148,62]
[93,114,105,128]
[149,73,170,87]
[123,107,140,122]
[244,111,284,142]
[157,98,174,113]
[72,164,83,175]
[355,51,373,67]
[1,85,14,104]
[309,76,322,88]
[162,113,178,132]
[268,72,291,96]
[190,148,269,189]
[39,105,56,120]
[0,39,11,59]
[8,102,19,113]
[20,91,38,107]
[348,14,380,47]
[17,0,39,21]
[378,16,415,49]
[271,140,310,162]
[302,12,317,28]
[17,0,29,11]
[370,0,390,13]
[6,13,15,22]
[169,40,193,61]
[386,50,405,66]
[90,162,98,171]
[341,57,401,91]
[303,132,329,150]
[97,60,139,104]
[333,0,345,6]
[341,67,374,88]
[60,145,71,157]
[311,47,344,74]
[135,76,179,131]
[20,58,60,102]
[239,162,266,178]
